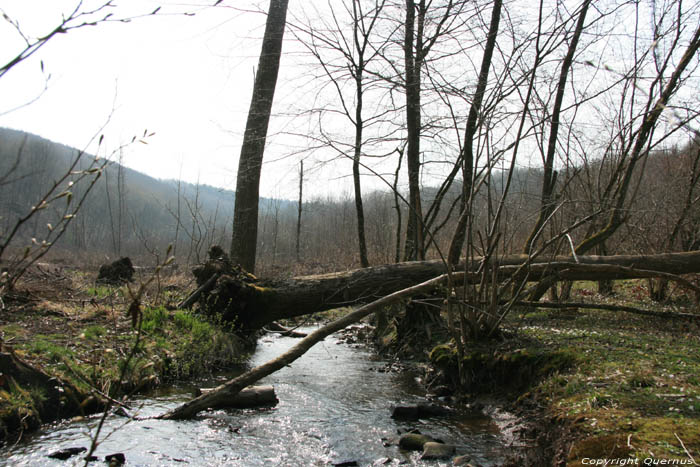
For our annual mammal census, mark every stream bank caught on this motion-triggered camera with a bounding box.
[0,270,251,445]
[1,327,510,466]
[364,284,700,466]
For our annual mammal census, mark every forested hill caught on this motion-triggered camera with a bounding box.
[0,127,244,263]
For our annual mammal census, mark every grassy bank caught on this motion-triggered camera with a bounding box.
[0,269,249,442]
[428,281,700,464]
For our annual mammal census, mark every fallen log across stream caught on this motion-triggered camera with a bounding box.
[187,249,700,332]
[160,249,700,419]
[159,273,451,419]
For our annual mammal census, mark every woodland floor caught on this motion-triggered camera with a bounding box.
[481,281,700,465]
[0,265,249,444]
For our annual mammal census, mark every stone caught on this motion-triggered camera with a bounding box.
[428,385,453,397]
[391,405,420,419]
[47,447,86,460]
[373,458,393,465]
[452,455,473,466]
[391,403,453,420]
[398,433,435,451]
[421,441,455,460]
[105,452,126,465]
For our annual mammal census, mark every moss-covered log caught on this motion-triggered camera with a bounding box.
[0,351,99,441]
[190,249,700,332]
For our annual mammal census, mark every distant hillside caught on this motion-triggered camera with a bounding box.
[0,127,548,271]
[0,127,242,263]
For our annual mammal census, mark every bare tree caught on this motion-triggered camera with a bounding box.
[296,160,303,263]
[522,0,592,254]
[230,0,290,274]
[0,2,183,292]
[446,0,503,266]
[290,0,394,268]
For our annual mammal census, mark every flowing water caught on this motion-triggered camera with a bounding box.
[1,327,508,466]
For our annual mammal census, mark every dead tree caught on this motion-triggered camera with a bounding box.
[161,272,451,420]
[185,250,700,332]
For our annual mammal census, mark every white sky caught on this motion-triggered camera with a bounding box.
[0,0,316,199]
[2,1,697,204]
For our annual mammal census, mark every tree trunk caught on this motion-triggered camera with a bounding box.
[353,67,369,268]
[522,0,591,254]
[296,161,303,263]
[196,385,278,409]
[403,0,425,261]
[447,0,502,266]
[230,0,289,273]
[194,250,700,331]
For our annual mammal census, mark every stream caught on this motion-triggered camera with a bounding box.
[1,327,508,466]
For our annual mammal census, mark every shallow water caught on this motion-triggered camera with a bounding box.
[1,327,507,466]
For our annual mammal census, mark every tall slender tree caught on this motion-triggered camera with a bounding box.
[230,0,290,273]
[446,0,502,266]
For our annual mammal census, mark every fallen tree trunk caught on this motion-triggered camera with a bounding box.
[159,273,451,419]
[162,251,700,419]
[196,384,278,409]
[193,250,700,331]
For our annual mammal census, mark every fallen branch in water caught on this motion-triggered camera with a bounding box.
[158,272,452,420]
[196,384,278,409]
[262,322,308,338]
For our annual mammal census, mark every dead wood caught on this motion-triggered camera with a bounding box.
[263,322,307,338]
[177,272,220,310]
[159,250,700,419]
[158,273,451,420]
[190,250,700,332]
[197,384,278,409]
[515,301,700,320]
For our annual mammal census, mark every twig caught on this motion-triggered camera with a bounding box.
[514,300,700,320]
[675,432,698,465]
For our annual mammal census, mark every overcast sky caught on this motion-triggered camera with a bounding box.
[0,0,319,199]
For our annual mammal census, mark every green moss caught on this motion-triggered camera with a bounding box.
[568,435,632,465]
[1,324,27,340]
[81,325,107,340]
[428,343,456,366]
[508,301,700,462]
[26,336,74,363]
[429,342,577,393]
